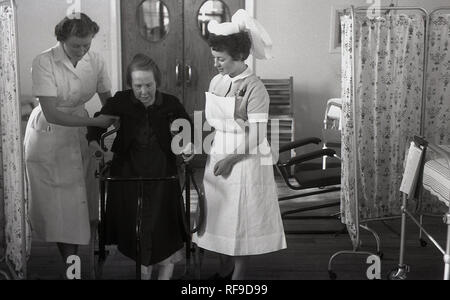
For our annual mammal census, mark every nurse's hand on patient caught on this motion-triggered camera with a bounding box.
[93,114,120,128]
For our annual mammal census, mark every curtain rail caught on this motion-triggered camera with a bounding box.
[342,6,429,17]
[355,6,427,14]
[430,7,450,15]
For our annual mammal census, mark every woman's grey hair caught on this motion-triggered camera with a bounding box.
[126,54,162,88]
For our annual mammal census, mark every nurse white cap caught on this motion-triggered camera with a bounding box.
[207,9,273,60]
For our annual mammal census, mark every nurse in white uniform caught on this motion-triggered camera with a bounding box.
[192,10,286,280]
[24,13,117,268]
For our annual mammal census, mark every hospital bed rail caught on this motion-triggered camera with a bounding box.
[389,136,450,280]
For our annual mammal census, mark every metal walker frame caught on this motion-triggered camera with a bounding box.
[94,129,204,280]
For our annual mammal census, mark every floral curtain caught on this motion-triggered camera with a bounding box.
[420,13,450,213]
[340,13,425,246]
[340,15,357,242]
[0,3,29,279]
[0,120,3,261]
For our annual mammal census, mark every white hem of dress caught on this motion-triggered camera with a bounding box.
[192,231,287,256]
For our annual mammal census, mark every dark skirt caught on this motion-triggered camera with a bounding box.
[104,134,186,265]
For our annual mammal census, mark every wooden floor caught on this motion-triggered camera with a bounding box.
[26,176,449,280]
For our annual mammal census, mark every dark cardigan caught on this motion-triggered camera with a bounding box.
[87,89,192,161]
[86,90,192,264]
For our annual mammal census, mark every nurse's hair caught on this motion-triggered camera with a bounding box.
[208,31,252,61]
[55,13,99,42]
[126,54,162,88]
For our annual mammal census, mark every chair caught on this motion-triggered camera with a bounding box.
[261,77,295,173]
[322,98,342,168]
[261,77,294,117]
[276,99,345,235]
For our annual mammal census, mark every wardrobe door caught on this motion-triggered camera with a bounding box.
[121,0,184,99]
[183,0,245,114]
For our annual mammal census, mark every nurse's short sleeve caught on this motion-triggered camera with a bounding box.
[32,55,57,98]
[96,55,111,93]
[247,81,270,123]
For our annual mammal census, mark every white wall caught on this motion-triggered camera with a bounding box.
[17,0,449,137]
[17,0,119,116]
[254,0,450,143]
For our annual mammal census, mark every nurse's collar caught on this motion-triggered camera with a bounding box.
[227,65,252,83]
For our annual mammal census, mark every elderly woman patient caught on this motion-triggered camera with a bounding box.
[87,54,192,280]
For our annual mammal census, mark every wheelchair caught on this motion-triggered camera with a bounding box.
[275,99,346,235]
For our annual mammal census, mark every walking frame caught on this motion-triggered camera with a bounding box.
[93,129,205,280]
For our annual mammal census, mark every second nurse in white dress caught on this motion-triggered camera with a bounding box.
[192,9,286,280]
[24,13,117,271]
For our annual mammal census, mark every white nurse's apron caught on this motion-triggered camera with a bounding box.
[192,92,286,256]
[24,105,98,245]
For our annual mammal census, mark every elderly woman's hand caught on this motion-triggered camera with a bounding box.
[181,142,195,163]
[182,153,195,163]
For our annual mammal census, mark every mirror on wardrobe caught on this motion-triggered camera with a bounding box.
[197,0,230,39]
[137,0,170,42]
